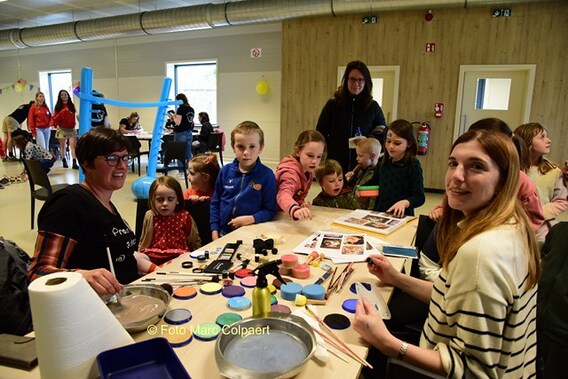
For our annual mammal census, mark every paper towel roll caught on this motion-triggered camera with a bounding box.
[28,272,134,379]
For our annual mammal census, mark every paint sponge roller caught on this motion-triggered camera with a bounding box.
[294,294,326,306]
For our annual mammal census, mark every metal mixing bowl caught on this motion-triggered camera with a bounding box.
[215,312,316,379]
[108,284,171,333]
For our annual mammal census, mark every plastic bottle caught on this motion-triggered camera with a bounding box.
[252,260,284,316]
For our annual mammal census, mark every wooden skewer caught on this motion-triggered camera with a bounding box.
[313,328,363,365]
[337,265,355,293]
[317,341,349,363]
[306,306,373,369]
[328,263,351,295]
[325,267,338,299]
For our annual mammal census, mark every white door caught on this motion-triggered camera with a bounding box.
[454,65,536,140]
[338,65,399,124]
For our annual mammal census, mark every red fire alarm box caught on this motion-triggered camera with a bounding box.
[434,103,444,118]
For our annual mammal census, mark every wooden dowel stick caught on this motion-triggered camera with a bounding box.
[306,306,373,369]
[313,328,366,366]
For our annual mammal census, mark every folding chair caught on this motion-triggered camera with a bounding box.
[206,131,224,165]
[126,135,148,176]
[156,142,189,188]
[22,159,69,229]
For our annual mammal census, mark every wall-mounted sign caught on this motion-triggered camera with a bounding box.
[250,48,262,58]
[492,9,512,17]
[362,16,378,24]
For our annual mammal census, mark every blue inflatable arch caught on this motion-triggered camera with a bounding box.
[77,67,181,199]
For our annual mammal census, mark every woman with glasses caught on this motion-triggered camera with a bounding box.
[316,60,386,174]
[28,127,139,296]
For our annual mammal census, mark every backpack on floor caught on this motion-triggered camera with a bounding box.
[0,237,33,335]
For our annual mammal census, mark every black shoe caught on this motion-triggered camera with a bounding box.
[62,158,68,168]
[72,160,79,170]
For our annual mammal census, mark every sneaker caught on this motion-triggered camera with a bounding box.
[62,158,68,168]
[0,177,9,186]
[72,160,79,170]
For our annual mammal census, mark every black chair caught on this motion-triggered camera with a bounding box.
[156,141,189,188]
[409,215,437,277]
[206,131,224,165]
[385,358,445,379]
[126,135,148,176]
[135,198,212,247]
[538,222,568,378]
[22,159,70,229]
[383,215,436,346]
[159,134,175,163]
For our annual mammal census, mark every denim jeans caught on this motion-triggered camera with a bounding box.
[35,128,51,150]
[174,129,193,162]
[38,159,55,174]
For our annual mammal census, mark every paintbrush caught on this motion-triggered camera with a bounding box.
[336,263,354,293]
[105,235,122,306]
[317,342,350,363]
[314,267,333,285]
[313,329,352,363]
[305,306,373,369]
[325,267,338,299]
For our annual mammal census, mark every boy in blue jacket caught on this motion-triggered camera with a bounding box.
[210,121,276,240]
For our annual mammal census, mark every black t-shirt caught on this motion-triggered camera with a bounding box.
[120,118,140,131]
[38,184,139,284]
[10,103,32,124]
[91,104,108,127]
[174,104,195,133]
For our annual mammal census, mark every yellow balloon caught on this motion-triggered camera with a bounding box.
[256,80,269,95]
[14,82,24,92]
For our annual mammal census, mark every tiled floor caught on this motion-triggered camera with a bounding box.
[0,156,447,256]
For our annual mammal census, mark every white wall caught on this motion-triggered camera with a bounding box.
[0,23,283,164]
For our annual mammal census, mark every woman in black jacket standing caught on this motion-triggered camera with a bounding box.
[173,93,195,164]
[316,60,386,174]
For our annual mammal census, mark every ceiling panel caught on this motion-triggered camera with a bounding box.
[0,0,231,31]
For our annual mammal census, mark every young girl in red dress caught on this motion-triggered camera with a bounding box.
[138,176,201,266]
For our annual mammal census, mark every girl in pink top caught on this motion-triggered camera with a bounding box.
[183,153,220,202]
[275,130,326,220]
[138,176,201,266]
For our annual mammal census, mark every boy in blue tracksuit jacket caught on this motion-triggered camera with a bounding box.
[210,121,276,239]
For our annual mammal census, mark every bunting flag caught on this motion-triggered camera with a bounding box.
[0,79,34,94]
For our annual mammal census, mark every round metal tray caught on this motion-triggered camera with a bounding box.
[215,312,316,379]
[108,284,172,333]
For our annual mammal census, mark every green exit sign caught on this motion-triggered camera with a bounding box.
[362,16,378,24]
[492,8,512,17]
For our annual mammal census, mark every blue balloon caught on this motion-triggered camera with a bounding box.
[131,176,154,199]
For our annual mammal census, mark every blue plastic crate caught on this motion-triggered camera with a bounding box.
[97,337,190,379]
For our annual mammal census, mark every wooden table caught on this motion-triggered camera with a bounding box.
[0,207,418,379]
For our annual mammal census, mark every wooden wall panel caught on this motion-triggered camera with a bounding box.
[281,3,568,189]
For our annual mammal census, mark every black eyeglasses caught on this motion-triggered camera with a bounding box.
[101,154,131,166]
[348,77,365,84]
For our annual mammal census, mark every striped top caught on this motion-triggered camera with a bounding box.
[420,222,537,378]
